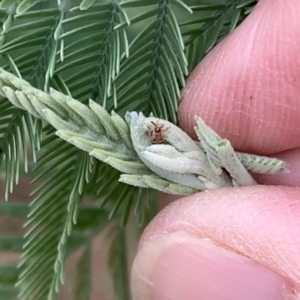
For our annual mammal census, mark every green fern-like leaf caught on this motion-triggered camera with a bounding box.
[58,2,129,107]
[0,96,42,200]
[17,147,90,300]
[114,0,191,123]
[1,5,67,90]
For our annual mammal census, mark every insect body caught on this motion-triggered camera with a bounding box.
[146,120,169,144]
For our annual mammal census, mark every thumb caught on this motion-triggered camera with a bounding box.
[130,186,300,300]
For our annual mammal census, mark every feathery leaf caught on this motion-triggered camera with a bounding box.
[114,0,190,123]
[0,96,41,200]
[59,2,129,107]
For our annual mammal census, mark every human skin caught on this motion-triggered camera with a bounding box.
[130,0,300,299]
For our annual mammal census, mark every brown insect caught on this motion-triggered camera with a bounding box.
[146,120,169,144]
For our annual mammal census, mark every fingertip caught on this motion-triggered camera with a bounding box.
[133,186,300,290]
[178,0,300,154]
[131,233,293,300]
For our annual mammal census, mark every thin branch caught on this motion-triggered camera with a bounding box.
[0,68,288,196]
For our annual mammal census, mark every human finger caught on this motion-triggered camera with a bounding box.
[178,0,300,155]
[131,186,300,300]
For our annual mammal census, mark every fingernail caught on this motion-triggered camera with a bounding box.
[131,232,292,300]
